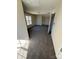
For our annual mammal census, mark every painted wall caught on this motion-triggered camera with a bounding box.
[32,15,37,26]
[36,15,42,25]
[24,14,49,26]
[17,0,29,40]
[51,0,62,58]
[42,16,50,25]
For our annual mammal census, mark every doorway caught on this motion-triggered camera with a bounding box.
[49,14,55,34]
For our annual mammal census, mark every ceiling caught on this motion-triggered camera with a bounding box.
[22,0,56,15]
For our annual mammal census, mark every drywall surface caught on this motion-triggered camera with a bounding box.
[17,0,29,40]
[51,1,62,58]
[32,15,37,26]
[42,16,50,25]
[36,15,42,25]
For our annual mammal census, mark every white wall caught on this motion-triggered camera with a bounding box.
[36,15,42,25]
[51,0,62,59]
[17,0,29,40]
[32,15,37,26]
[42,16,50,25]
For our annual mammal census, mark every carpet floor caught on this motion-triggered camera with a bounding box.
[27,26,56,59]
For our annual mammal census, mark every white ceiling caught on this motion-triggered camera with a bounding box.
[22,0,56,15]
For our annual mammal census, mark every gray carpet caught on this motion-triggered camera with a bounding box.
[27,26,56,59]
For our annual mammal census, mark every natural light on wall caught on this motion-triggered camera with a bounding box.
[17,40,30,59]
[26,16,32,25]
